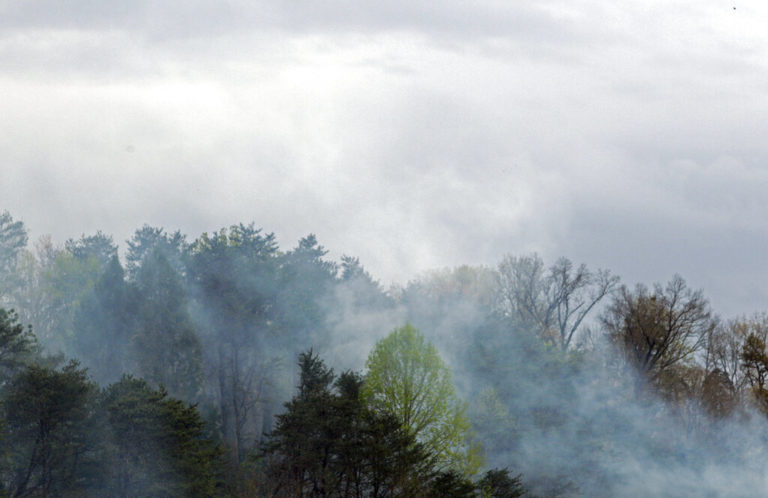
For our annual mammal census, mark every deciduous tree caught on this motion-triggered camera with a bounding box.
[263,350,434,497]
[496,254,617,351]
[362,324,482,476]
[741,332,768,413]
[601,275,716,390]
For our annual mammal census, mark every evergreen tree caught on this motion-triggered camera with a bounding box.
[477,468,527,498]
[0,211,27,304]
[0,308,38,496]
[337,255,393,311]
[262,350,435,497]
[64,231,118,270]
[125,225,187,281]
[275,234,337,352]
[427,470,476,498]
[133,250,203,400]
[1,361,96,496]
[187,224,281,463]
[72,255,134,385]
[98,376,223,497]
[0,308,37,385]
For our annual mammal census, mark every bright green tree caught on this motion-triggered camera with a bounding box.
[362,323,483,476]
[262,350,435,497]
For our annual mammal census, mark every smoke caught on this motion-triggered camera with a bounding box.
[404,290,768,497]
[311,262,768,496]
[6,216,768,496]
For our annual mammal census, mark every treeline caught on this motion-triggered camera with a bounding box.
[3,210,768,495]
[0,317,222,496]
[0,310,520,496]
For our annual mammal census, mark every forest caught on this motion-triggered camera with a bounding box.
[2,209,768,497]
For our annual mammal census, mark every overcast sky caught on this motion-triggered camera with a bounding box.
[2,1,767,316]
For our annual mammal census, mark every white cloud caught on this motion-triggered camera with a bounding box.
[2,0,768,315]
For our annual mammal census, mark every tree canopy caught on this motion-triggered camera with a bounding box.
[362,323,483,476]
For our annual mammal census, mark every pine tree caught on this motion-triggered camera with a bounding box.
[133,250,203,400]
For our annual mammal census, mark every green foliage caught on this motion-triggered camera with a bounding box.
[65,231,118,270]
[0,211,27,300]
[363,323,483,477]
[428,470,477,497]
[98,375,224,497]
[187,223,279,339]
[186,224,282,463]
[262,350,436,497]
[0,308,38,493]
[133,250,203,400]
[125,225,187,281]
[741,332,768,412]
[0,355,224,498]
[4,238,60,351]
[0,221,536,495]
[72,255,134,384]
[274,234,337,350]
[477,468,527,498]
[0,308,37,383]
[1,361,96,496]
[39,249,103,354]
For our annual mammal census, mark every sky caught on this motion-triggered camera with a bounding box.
[2,0,768,317]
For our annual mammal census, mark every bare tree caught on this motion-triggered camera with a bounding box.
[214,341,278,463]
[496,254,618,351]
[601,275,717,384]
[496,254,548,331]
[703,317,768,395]
[548,258,619,351]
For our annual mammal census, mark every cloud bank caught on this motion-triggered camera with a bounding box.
[2,0,768,315]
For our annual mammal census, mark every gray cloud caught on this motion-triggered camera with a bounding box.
[0,1,595,41]
[2,0,768,317]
